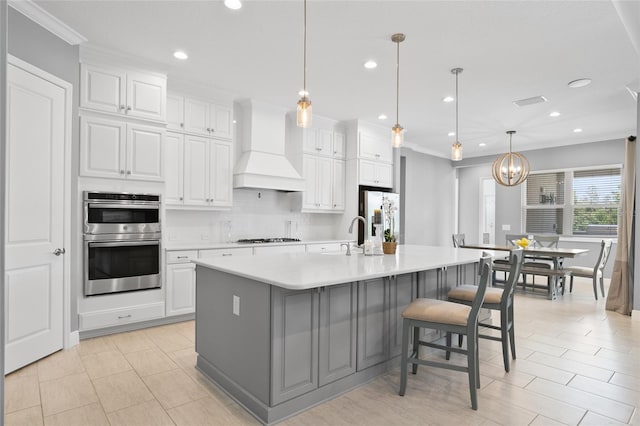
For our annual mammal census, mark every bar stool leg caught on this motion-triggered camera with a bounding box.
[399,319,411,396]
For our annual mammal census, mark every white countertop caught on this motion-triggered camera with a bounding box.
[192,244,491,290]
[164,239,353,251]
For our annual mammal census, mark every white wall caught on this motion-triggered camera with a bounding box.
[165,188,343,243]
[400,149,456,246]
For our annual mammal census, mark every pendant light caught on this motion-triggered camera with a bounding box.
[391,33,405,148]
[296,0,312,128]
[491,130,530,186]
[451,67,463,161]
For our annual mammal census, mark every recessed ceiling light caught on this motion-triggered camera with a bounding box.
[568,78,592,88]
[173,51,188,60]
[479,143,486,147]
[573,128,583,133]
[442,96,454,103]
[448,132,456,137]
[224,0,242,10]
[364,60,377,69]
[378,114,387,120]
[549,111,561,117]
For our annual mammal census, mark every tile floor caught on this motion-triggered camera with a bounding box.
[4,277,639,425]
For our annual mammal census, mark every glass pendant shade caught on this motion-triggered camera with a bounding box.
[491,131,530,186]
[297,97,312,128]
[451,141,463,161]
[392,124,404,148]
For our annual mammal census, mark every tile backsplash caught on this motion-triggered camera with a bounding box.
[164,188,343,243]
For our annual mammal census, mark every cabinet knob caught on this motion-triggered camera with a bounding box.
[127,170,131,175]
[211,128,215,133]
[118,314,132,319]
[222,253,232,257]
[119,104,125,110]
[179,197,183,201]
[120,170,125,174]
[180,123,184,128]
[316,147,321,151]
[375,153,381,158]
[206,128,211,133]
[127,106,132,111]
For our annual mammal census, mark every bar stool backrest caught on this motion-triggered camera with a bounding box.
[452,233,466,248]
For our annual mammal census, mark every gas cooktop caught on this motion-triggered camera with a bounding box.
[236,238,301,244]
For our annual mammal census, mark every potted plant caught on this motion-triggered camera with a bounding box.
[382,196,398,254]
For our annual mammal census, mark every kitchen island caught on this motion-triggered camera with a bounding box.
[193,245,488,424]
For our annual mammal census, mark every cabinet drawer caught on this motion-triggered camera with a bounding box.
[79,302,165,330]
[306,243,344,253]
[199,247,254,258]
[167,250,198,263]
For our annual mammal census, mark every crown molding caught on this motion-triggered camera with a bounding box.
[8,0,87,45]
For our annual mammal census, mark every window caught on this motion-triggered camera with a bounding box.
[523,167,621,237]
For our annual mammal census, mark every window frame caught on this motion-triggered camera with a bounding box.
[522,164,622,239]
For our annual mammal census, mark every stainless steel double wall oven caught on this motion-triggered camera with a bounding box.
[83,191,161,296]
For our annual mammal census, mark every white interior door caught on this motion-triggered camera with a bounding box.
[5,62,66,373]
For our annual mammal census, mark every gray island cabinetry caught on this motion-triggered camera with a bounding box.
[193,245,484,424]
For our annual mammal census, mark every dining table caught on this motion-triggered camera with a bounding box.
[459,243,589,299]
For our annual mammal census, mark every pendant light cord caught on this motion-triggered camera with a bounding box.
[303,0,307,95]
[395,39,400,125]
[455,70,459,141]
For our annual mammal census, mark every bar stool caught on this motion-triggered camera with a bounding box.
[398,255,492,410]
[447,248,523,372]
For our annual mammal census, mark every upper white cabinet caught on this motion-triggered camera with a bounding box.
[166,133,233,209]
[303,128,345,159]
[302,155,345,212]
[359,159,392,188]
[80,63,166,122]
[167,94,233,140]
[358,132,392,163]
[80,115,164,181]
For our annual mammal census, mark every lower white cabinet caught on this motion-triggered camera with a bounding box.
[166,262,196,316]
[79,302,165,330]
[199,247,253,258]
[359,159,392,188]
[306,243,344,253]
[253,245,306,255]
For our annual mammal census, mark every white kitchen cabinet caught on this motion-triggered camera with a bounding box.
[359,159,392,188]
[302,155,332,211]
[332,159,346,210]
[199,247,254,258]
[79,303,165,330]
[303,155,345,212]
[166,263,196,316]
[80,115,164,181]
[165,133,184,204]
[306,242,344,253]
[358,132,392,163]
[181,97,233,140]
[303,128,345,159]
[179,135,232,208]
[80,63,166,122]
[167,94,185,131]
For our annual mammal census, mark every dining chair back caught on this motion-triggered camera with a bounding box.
[452,233,466,248]
[565,239,613,300]
[399,254,492,410]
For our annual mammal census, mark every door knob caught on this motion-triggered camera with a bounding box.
[53,248,66,256]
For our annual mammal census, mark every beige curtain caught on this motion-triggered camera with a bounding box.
[606,136,636,315]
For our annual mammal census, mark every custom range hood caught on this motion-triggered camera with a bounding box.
[233,99,305,192]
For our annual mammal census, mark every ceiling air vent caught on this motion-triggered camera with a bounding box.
[513,96,548,107]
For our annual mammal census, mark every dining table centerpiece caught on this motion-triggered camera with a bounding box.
[382,196,398,254]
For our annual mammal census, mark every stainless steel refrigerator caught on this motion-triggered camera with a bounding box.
[358,190,401,245]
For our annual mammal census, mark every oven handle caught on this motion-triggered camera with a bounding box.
[88,240,160,248]
[88,203,159,210]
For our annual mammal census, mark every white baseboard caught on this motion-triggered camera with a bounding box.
[632,310,640,321]
[66,330,80,348]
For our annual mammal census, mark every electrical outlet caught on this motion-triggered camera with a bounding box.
[233,295,240,316]
[168,234,177,241]
[201,233,209,240]
[502,224,511,231]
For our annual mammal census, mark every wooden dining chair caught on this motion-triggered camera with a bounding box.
[493,233,526,284]
[564,240,613,300]
[398,254,492,410]
[448,248,523,372]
